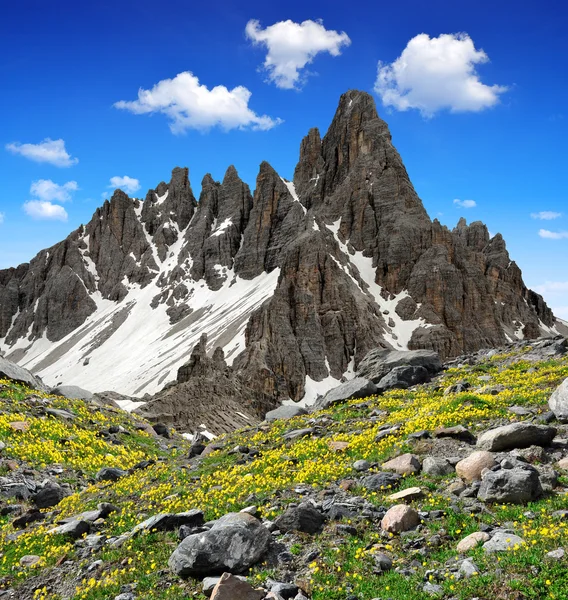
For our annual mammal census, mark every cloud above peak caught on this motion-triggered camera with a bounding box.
[6,138,78,167]
[375,33,507,117]
[108,176,140,195]
[114,72,281,133]
[23,201,68,221]
[30,179,78,203]
[454,198,477,208]
[246,19,351,89]
[539,229,568,240]
[531,211,561,220]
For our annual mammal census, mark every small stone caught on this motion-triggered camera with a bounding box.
[459,558,479,578]
[380,505,420,533]
[546,548,565,560]
[353,459,371,472]
[456,531,490,553]
[96,467,128,482]
[374,552,393,571]
[9,421,30,432]
[423,582,444,595]
[388,487,423,502]
[434,425,475,443]
[382,453,421,475]
[19,555,41,567]
[274,504,325,534]
[556,457,568,469]
[456,451,497,482]
[329,441,349,452]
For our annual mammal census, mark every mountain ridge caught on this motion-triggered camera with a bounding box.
[0,90,561,405]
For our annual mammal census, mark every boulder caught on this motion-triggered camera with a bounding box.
[356,349,442,384]
[265,405,308,421]
[549,378,568,422]
[376,366,431,392]
[388,487,423,502]
[168,513,270,577]
[433,425,476,443]
[476,422,557,452]
[210,573,265,600]
[483,531,525,553]
[477,464,543,503]
[422,457,454,477]
[382,453,421,475]
[51,385,94,402]
[0,357,48,392]
[273,504,325,534]
[455,451,497,482]
[380,505,420,533]
[313,378,378,411]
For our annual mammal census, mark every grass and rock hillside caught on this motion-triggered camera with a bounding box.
[1,338,568,600]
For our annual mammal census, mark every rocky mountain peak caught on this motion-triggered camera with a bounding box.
[0,90,561,407]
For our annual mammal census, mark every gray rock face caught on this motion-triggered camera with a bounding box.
[0,90,559,422]
[51,385,94,401]
[549,378,568,422]
[313,378,378,411]
[476,422,557,452]
[356,349,442,384]
[0,357,48,392]
[477,464,543,503]
[168,512,271,577]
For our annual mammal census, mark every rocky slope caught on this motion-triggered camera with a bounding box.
[1,338,568,600]
[0,91,562,408]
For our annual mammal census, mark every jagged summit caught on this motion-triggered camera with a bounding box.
[0,90,561,406]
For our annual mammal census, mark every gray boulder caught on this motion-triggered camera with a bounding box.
[422,457,455,477]
[356,349,442,384]
[96,467,128,482]
[360,472,402,491]
[168,512,270,577]
[313,378,378,411]
[33,484,69,509]
[0,357,48,392]
[273,504,325,534]
[483,531,525,553]
[549,378,568,422]
[476,422,556,452]
[51,385,94,402]
[477,464,543,503]
[266,405,308,421]
[376,365,431,392]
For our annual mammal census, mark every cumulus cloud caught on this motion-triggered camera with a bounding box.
[6,138,78,167]
[23,201,68,221]
[538,229,568,239]
[114,71,281,133]
[30,179,78,203]
[374,33,507,116]
[245,18,351,89]
[108,176,141,195]
[454,199,477,208]
[531,211,562,220]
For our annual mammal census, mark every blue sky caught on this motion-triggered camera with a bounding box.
[1,0,566,317]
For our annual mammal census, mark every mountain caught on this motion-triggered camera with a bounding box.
[0,90,562,407]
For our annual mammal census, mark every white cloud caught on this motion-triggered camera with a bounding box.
[23,201,68,221]
[374,33,507,116]
[0,213,4,225]
[108,176,141,195]
[531,211,562,220]
[538,229,568,240]
[245,18,351,89]
[454,198,477,208]
[114,71,281,133]
[30,179,78,203]
[6,138,78,167]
